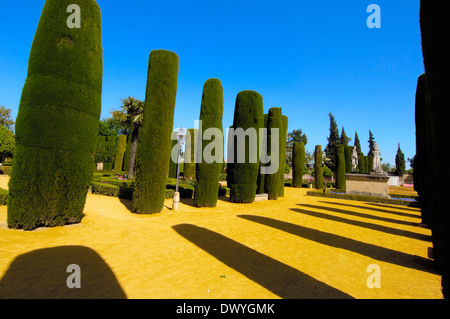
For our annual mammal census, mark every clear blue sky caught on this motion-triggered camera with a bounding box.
[0,0,423,168]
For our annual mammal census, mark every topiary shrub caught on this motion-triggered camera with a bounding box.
[344,146,352,174]
[256,114,268,194]
[229,90,264,203]
[336,144,346,190]
[314,145,323,189]
[264,107,282,200]
[278,115,289,197]
[292,141,305,188]
[114,134,127,171]
[194,78,224,207]
[7,0,103,230]
[358,152,365,174]
[132,49,179,214]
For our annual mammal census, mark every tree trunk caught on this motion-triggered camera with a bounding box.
[127,126,139,180]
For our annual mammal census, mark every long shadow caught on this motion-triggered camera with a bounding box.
[367,202,422,213]
[291,208,431,242]
[318,200,421,219]
[0,246,127,299]
[237,215,437,275]
[298,204,419,227]
[173,224,354,299]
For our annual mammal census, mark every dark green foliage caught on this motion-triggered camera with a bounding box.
[229,90,264,203]
[0,188,8,206]
[420,1,449,294]
[336,144,346,190]
[123,136,131,172]
[0,126,14,162]
[364,156,369,174]
[168,131,178,178]
[368,155,374,172]
[0,165,12,176]
[314,145,323,189]
[278,115,288,197]
[194,78,224,207]
[103,162,113,171]
[114,135,127,171]
[256,114,268,194]
[7,0,103,230]
[344,146,352,174]
[183,129,197,181]
[226,125,234,187]
[292,142,305,188]
[367,130,376,156]
[354,131,361,154]
[324,113,340,172]
[395,143,405,178]
[358,152,365,174]
[132,50,179,214]
[341,127,350,147]
[264,108,282,200]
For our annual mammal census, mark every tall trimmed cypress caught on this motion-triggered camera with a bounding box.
[256,114,268,194]
[292,141,305,188]
[278,115,288,197]
[194,78,224,207]
[114,134,127,171]
[7,0,103,230]
[314,145,323,189]
[336,144,346,190]
[132,50,179,214]
[229,90,264,203]
[358,152,365,174]
[344,146,352,174]
[264,107,282,200]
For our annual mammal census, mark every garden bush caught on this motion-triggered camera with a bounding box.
[114,134,127,171]
[336,144,346,190]
[1,165,12,176]
[7,0,103,230]
[229,90,264,203]
[132,49,179,214]
[292,141,305,188]
[314,145,323,189]
[0,187,8,206]
[194,79,224,207]
[264,107,282,200]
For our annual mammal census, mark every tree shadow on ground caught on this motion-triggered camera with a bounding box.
[119,197,133,211]
[366,202,422,213]
[298,204,419,227]
[290,208,431,242]
[318,201,421,219]
[237,215,437,275]
[0,246,127,299]
[172,223,354,299]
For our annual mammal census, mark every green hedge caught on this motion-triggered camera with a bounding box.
[229,91,264,203]
[306,190,419,207]
[1,165,12,176]
[292,141,305,188]
[194,78,224,207]
[0,188,8,206]
[278,115,288,197]
[114,134,127,171]
[264,107,282,200]
[183,128,197,181]
[314,145,323,189]
[336,144,346,190]
[133,50,179,214]
[7,0,103,230]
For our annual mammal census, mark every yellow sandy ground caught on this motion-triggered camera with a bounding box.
[0,175,442,299]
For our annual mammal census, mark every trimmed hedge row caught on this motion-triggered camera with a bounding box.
[0,188,8,206]
[306,190,419,207]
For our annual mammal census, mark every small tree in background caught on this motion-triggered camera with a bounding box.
[324,113,341,172]
[114,134,127,171]
[0,106,15,132]
[395,143,406,180]
[340,127,351,147]
[367,130,376,156]
[354,131,361,154]
[0,126,14,163]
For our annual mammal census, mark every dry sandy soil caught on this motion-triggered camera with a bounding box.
[0,175,442,299]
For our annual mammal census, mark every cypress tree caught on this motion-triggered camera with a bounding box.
[358,152,365,174]
[344,146,352,174]
[292,141,305,188]
[183,129,197,181]
[7,0,103,230]
[278,115,289,196]
[229,90,264,203]
[354,131,361,154]
[336,144,346,190]
[324,113,340,172]
[420,1,450,296]
[314,145,323,189]
[256,114,268,194]
[132,50,179,214]
[114,134,127,171]
[123,136,131,172]
[368,155,374,172]
[364,156,369,174]
[226,125,234,187]
[395,143,405,179]
[367,130,376,156]
[194,78,224,207]
[341,127,350,147]
[264,107,282,200]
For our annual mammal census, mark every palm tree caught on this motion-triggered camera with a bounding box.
[111,97,144,179]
